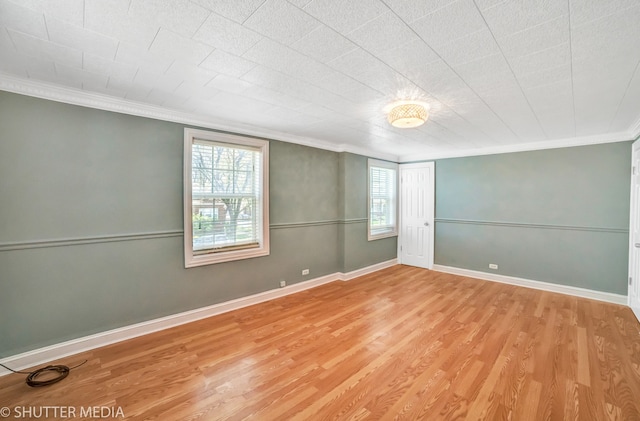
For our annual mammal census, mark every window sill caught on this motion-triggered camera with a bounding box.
[185,246,270,268]
[368,232,398,241]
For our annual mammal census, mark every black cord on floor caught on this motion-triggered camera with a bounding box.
[0,360,87,387]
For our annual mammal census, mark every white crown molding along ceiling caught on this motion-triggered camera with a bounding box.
[1,0,639,161]
[630,114,640,142]
[0,73,399,162]
[1,73,636,163]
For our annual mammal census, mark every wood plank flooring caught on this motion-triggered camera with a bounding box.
[1,265,640,420]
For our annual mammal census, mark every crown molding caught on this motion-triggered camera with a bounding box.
[2,73,636,163]
[399,130,635,162]
[336,143,399,161]
[629,115,640,141]
[0,73,399,162]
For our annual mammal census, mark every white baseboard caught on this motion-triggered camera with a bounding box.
[340,259,398,281]
[0,260,396,376]
[433,264,628,305]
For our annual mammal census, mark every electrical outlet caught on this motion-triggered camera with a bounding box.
[489,264,498,270]
[302,269,309,275]
[279,280,286,288]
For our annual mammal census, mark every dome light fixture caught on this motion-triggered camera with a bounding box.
[385,100,430,128]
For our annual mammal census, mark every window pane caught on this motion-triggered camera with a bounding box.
[370,167,395,227]
[368,161,397,240]
[191,141,260,253]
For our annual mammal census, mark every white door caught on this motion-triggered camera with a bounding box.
[629,140,640,322]
[398,162,435,269]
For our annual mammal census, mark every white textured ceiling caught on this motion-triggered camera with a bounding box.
[1,0,640,161]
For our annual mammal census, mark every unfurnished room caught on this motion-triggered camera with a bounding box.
[0,0,639,420]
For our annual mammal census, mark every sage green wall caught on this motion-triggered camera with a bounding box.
[434,142,631,294]
[0,91,395,358]
[338,153,397,272]
[270,141,339,224]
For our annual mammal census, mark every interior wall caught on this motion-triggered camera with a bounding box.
[0,91,395,358]
[434,141,632,294]
[7,87,627,356]
[338,153,397,273]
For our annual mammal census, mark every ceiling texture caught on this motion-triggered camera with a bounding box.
[1,0,639,162]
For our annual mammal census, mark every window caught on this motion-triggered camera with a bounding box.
[368,159,398,241]
[184,128,269,267]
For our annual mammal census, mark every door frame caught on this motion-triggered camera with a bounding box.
[629,140,640,322]
[397,162,435,269]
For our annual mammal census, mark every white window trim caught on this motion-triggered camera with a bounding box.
[183,128,269,268]
[368,158,398,241]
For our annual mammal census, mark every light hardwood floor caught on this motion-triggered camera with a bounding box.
[1,265,640,420]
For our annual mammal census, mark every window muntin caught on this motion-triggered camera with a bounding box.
[184,129,269,267]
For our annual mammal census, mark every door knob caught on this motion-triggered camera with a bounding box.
[635,243,640,248]
[424,222,429,226]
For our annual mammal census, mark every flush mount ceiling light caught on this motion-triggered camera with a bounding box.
[385,100,430,128]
